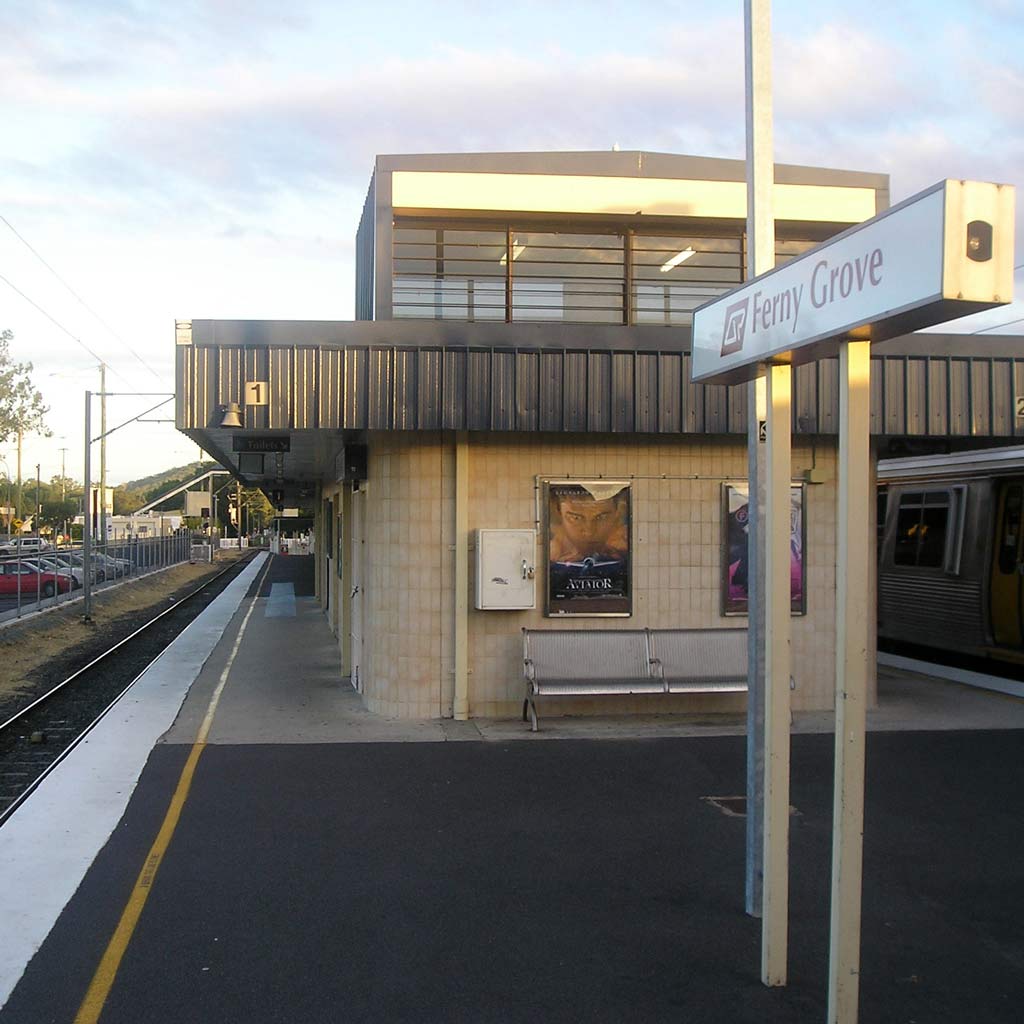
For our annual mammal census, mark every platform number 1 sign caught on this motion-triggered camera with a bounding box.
[245,381,269,406]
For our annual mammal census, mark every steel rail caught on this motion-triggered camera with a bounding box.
[0,553,256,736]
[0,553,259,826]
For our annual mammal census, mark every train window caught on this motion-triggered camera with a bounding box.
[893,490,951,568]
[998,485,1022,575]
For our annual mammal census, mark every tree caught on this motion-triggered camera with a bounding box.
[0,330,48,443]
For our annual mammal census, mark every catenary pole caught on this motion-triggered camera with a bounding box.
[83,391,92,621]
[743,0,774,921]
[99,363,107,554]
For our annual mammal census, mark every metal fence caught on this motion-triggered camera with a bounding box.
[0,531,196,623]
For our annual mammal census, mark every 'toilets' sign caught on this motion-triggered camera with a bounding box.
[691,179,1015,385]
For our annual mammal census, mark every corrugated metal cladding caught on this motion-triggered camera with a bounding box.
[177,342,1024,439]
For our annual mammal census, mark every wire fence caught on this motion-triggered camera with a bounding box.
[0,531,202,624]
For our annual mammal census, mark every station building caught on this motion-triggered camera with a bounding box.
[175,151,1024,720]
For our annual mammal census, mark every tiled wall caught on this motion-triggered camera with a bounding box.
[341,431,875,719]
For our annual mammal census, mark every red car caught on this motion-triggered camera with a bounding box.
[0,562,73,597]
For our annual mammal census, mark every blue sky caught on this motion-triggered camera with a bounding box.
[1,0,1022,484]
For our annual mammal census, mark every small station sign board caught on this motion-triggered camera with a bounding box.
[232,435,291,454]
[691,179,1015,385]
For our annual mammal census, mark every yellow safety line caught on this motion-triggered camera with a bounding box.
[74,555,273,1024]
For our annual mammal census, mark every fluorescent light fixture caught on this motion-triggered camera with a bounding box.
[499,242,526,266]
[660,247,696,273]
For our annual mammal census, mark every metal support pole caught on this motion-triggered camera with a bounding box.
[827,340,871,1023]
[762,361,792,987]
[744,0,776,921]
[35,464,41,606]
[99,363,107,560]
[453,433,469,720]
[83,391,92,621]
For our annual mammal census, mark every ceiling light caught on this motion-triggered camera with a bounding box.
[499,242,526,266]
[660,247,696,273]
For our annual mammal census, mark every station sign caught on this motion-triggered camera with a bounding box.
[691,179,1015,385]
[232,434,290,453]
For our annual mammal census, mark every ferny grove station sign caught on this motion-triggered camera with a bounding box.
[691,179,1014,385]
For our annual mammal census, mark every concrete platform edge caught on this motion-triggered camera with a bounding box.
[0,552,268,1010]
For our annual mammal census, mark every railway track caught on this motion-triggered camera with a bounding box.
[0,552,259,825]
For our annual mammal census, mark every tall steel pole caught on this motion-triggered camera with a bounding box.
[99,363,107,552]
[744,0,775,922]
[59,447,68,544]
[83,391,92,621]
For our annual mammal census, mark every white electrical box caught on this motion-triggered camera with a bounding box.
[475,529,537,610]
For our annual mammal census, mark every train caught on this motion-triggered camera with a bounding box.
[877,445,1024,669]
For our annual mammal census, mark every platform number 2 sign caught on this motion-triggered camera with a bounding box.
[1017,395,1024,420]
[245,381,269,406]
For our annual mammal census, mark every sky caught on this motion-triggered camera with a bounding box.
[1,0,1022,487]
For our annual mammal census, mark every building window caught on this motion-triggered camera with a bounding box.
[893,490,951,568]
[393,223,823,325]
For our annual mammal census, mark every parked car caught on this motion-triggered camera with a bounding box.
[0,537,53,558]
[0,562,72,597]
[26,557,83,589]
[65,551,109,582]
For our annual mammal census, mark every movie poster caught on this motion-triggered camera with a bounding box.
[723,483,806,616]
[546,481,631,616]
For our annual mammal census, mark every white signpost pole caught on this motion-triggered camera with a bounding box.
[692,174,1012,1022]
[743,0,773,926]
[828,339,870,1023]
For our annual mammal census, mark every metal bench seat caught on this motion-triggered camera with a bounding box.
[522,626,748,730]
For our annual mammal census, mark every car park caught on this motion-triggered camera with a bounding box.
[0,561,72,597]
[25,556,83,589]
[0,537,53,558]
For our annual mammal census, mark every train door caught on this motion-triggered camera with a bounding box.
[990,480,1024,647]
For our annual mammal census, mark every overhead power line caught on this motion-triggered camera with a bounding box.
[0,270,130,384]
[0,213,167,384]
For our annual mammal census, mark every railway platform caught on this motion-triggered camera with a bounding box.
[1,553,1022,1022]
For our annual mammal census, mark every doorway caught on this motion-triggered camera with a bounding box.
[991,480,1024,648]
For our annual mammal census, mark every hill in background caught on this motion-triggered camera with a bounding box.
[115,459,220,513]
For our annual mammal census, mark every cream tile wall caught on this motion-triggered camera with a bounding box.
[347,431,875,719]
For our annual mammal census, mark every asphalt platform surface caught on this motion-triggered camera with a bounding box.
[3,726,1022,1023]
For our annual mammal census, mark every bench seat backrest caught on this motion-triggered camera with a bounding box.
[648,628,747,684]
[524,629,651,682]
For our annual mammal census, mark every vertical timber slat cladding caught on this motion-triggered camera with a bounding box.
[972,358,992,436]
[794,363,816,433]
[657,353,680,433]
[174,345,190,428]
[883,357,904,435]
[176,338,1022,440]
[369,348,393,429]
[516,350,540,432]
[198,347,217,430]
[950,359,970,435]
[539,351,563,431]
[467,350,491,430]
[345,348,368,429]
[418,349,442,429]
[728,382,747,434]
[491,349,516,431]
[442,348,466,429]
[217,346,242,412]
[564,351,587,431]
[906,358,927,435]
[587,351,612,432]
[682,352,702,433]
[990,360,1007,437]
[611,351,634,432]
[392,348,415,430]
[819,358,839,435]
[635,352,658,433]
[704,382,728,433]
[294,347,318,429]
[318,349,341,429]
[268,347,292,429]
[869,356,884,435]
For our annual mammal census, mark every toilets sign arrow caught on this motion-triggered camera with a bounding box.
[691,179,1014,385]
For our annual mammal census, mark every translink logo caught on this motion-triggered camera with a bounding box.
[721,298,749,356]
